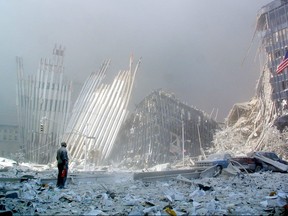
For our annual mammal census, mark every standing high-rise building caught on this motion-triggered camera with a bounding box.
[257,0,288,113]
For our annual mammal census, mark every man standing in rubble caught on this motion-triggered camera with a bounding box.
[56,142,69,189]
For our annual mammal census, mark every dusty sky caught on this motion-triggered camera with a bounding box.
[0,0,271,124]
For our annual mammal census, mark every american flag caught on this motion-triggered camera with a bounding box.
[276,50,288,74]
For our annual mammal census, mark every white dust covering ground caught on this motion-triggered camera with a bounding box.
[1,162,288,215]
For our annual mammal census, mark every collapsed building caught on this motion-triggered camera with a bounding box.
[212,0,288,158]
[20,0,288,166]
[15,46,218,167]
[110,0,288,167]
[111,90,219,168]
[16,45,141,165]
[16,45,72,163]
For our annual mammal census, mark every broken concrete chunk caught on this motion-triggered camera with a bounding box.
[190,189,206,198]
[143,205,159,214]
[5,191,19,199]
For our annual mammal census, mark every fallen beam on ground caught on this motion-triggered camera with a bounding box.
[0,175,36,183]
[40,172,124,185]
[0,178,23,183]
[0,172,123,186]
[254,154,288,172]
[133,169,201,181]
[40,177,72,185]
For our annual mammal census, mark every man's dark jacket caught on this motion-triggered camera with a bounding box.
[56,146,69,167]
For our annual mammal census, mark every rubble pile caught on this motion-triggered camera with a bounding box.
[211,66,288,159]
[1,163,288,215]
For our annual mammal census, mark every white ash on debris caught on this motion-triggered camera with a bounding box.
[0,161,288,215]
[210,66,288,160]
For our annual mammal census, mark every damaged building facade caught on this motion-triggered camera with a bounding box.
[63,57,141,166]
[257,0,288,114]
[16,46,72,163]
[15,46,217,168]
[16,48,141,165]
[211,0,288,156]
[112,90,219,168]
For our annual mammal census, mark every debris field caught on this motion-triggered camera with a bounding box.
[1,163,288,216]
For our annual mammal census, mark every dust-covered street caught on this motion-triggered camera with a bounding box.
[1,162,288,215]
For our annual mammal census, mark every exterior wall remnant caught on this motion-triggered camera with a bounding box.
[112,90,219,168]
[64,56,141,166]
[257,0,288,114]
[16,45,72,163]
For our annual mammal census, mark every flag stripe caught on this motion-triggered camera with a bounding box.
[276,59,288,73]
[276,50,288,74]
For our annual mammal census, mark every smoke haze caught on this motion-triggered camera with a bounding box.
[0,0,271,124]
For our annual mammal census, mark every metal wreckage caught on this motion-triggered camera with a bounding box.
[16,46,219,168]
[110,90,219,168]
[15,0,288,170]
[5,1,288,215]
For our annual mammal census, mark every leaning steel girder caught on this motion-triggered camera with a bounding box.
[65,56,141,165]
